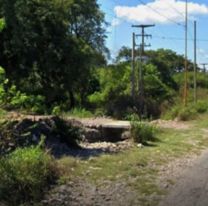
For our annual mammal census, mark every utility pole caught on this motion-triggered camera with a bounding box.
[183,0,188,106]
[200,63,208,73]
[131,32,136,101]
[132,24,155,118]
[193,21,197,104]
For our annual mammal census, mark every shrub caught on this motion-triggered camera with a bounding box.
[177,107,197,121]
[68,107,93,118]
[52,117,82,148]
[163,104,198,121]
[130,121,157,144]
[193,100,208,113]
[9,88,46,114]
[0,146,57,205]
[125,113,140,121]
[52,106,62,116]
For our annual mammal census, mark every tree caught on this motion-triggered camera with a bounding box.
[0,0,107,108]
[116,46,132,62]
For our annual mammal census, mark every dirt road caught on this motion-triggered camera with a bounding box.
[159,150,208,206]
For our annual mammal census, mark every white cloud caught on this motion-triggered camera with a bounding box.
[114,0,208,24]
[111,18,121,27]
[197,48,208,59]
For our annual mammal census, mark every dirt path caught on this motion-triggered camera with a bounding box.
[7,112,190,130]
[159,150,208,206]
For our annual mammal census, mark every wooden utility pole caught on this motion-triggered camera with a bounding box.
[132,24,155,117]
[131,32,136,101]
[193,21,197,104]
[183,0,188,106]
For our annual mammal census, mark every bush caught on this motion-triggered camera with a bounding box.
[177,107,197,121]
[0,146,56,205]
[52,106,62,116]
[125,113,140,121]
[163,104,198,121]
[9,87,46,114]
[130,121,157,144]
[193,100,208,113]
[52,117,82,148]
[67,107,93,118]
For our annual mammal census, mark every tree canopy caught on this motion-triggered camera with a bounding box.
[0,0,107,107]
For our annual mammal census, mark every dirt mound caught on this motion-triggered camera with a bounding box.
[0,117,83,156]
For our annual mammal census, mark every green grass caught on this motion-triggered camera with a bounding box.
[63,107,93,118]
[0,146,57,205]
[57,113,208,205]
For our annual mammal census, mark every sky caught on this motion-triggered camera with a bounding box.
[97,0,208,68]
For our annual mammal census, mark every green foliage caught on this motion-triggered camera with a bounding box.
[125,113,140,121]
[7,86,45,114]
[193,100,208,113]
[130,121,157,144]
[144,63,175,103]
[0,18,5,31]
[0,0,107,108]
[88,64,131,106]
[88,63,133,118]
[177,107,197,121]
[67,107,93,118]
[52,117,82,148]
[0,67,45,113]
[52,106,62,116]
[88,60,175,118]
[164,105,197,121]
[0,146,56,205]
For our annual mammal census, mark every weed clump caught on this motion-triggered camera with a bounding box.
[163,105,197,121]
[130,121,157,144]
[0,146,57,205]
[193,100,208,114]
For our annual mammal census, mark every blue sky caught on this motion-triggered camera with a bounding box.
[98,0,208,68]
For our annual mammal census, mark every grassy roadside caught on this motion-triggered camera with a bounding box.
[56,114,208,205]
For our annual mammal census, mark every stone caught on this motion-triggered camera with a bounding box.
[83,128,102,143]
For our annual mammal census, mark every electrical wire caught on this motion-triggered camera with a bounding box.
[138,0,185,27]
[152,35,208,42]
[165,0,185,19]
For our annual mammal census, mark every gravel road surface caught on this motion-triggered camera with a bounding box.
[159,150,208,206]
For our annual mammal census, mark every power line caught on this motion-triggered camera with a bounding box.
[165,0,185,19]
[152,35,208,42]
[138,0,185,27]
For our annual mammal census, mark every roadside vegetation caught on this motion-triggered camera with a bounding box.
[54,114,208,206]
[1,0,208,206]
[0,0,208,119]
[0,146,57,205]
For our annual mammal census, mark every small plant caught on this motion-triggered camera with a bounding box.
[67,107,93,118]
[125,113,140,121]
[52,105,62,116]
[130,121,157,144]
[0,146,57,205]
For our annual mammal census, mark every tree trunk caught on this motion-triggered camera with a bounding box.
[69,90,75,108]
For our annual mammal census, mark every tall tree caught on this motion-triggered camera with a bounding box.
[0,0,107,107]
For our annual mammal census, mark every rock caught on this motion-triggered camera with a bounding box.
[137,143,143,148]
[121,131,131,140]
[83,128,102,143]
